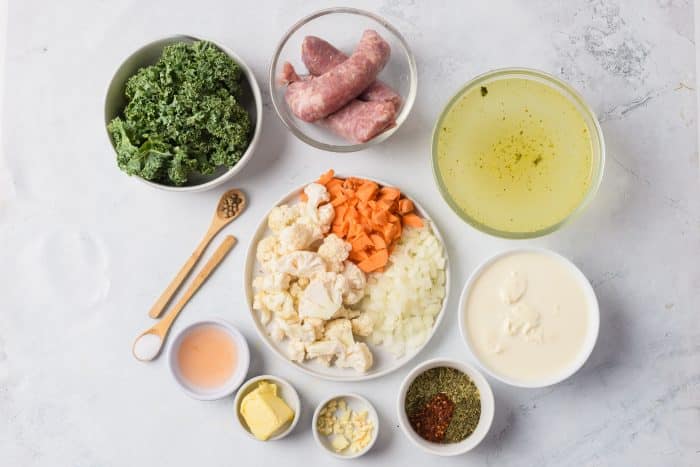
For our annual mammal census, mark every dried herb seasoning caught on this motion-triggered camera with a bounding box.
[404,367,481,443]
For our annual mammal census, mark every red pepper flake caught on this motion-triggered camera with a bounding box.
[408,392,455,443]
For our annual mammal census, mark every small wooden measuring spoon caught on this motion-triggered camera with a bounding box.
[133,235,237,361]
[148,189,246,319]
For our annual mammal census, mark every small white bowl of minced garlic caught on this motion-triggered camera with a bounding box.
[234,375,300,441]
[312,394,379,459]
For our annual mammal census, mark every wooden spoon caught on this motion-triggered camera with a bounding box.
[148,189,246,319]
[133,235,237,361]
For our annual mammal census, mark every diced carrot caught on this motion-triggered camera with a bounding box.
[370,234,387,250]
[397,198,414,215]
[393,223,403,240]
[328,185,343,198]
[402,213,424,228]
[349,248,369,262]
[353,233,374,251]
[312,170,424,271]
[331,194,348,207]
[377,198,395,210]
[356,181,379,203]
[317,169,335,185]
[348,222,363,239]
[358,249,389,273]
[382,224,396,244]
[379,187,401,201]
[326,178,342,189]
[300,191,308,202]
[336,220,350,237]
[358,204,372,219]
[371,210,389,226]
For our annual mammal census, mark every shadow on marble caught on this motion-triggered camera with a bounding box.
[571,284,629,387]
[241,327,266,378]
[363,397,393,458]
[238,107,290,183]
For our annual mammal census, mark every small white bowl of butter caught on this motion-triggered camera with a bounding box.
[459,247,599,388]
[234,375,301,441]
[312,394,379,459]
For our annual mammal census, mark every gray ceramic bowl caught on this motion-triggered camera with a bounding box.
[104,35,262,192]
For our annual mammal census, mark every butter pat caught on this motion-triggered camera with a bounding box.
[240,381,294,440]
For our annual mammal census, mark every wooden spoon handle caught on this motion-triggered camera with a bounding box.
[148,225,220,319]
[153,235,237,339]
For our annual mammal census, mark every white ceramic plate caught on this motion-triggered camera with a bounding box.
[243,175,450,382]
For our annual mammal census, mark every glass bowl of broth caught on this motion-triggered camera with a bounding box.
[432,68,605,238]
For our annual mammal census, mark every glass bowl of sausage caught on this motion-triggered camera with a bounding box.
[269,7,417,152]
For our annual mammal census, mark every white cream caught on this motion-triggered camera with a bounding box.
[465,251,590,384]
[499,271,527,304]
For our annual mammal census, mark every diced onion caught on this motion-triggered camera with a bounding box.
[358,224,446,357]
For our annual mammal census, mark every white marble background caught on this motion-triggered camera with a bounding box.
[1,1,698,466]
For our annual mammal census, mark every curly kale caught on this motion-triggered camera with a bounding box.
[108,41,252,186]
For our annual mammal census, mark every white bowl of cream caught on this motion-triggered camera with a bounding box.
[459,248,599,388]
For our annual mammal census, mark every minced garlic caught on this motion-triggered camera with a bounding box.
[317,398,374,453]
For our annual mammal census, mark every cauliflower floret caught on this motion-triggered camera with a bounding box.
[268,204,300,232]
[324,319,355,347]
[318,234,351,272]
[305,340,343,365]
[351,313,374,337]
[258,308,271,325]
[317,203,335,233]
[253,272,291,292]
[287,340,306,362]
[304,183,330,210]
[253,291,264,311]
[341,261,367,305]
[288,281,305,300]
[331,306,361,320]
[269,325,285,342]
[299,277,343,320]
[278,222,314,254]
[277,251,327,279]
[303,317,325,340]
[260,291,296,320]
[278,319,316,343]
[298,184,332,236]
[336,342,373,373]
[256,236,280,267]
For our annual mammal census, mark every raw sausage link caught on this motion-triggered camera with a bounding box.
[284,30,391,122]
[301,35,402,111]
[280,63,396,143]
[319,100,396,143]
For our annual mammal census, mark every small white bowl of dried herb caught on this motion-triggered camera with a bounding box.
[397,358,494,456]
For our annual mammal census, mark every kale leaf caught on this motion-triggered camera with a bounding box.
[108,41,252,186]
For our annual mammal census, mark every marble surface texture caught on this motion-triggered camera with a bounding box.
[1,1,698,466]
